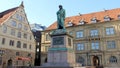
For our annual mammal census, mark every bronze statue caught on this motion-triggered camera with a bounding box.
[56,5,66,29]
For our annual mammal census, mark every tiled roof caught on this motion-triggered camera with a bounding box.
[0,7,18,24]
[47,8,120,30]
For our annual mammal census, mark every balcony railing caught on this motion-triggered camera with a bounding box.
[86,35,101,41]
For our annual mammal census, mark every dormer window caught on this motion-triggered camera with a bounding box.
[67,21,73,26]
[104,15,111,21]
[118,15,120,20]
[91,17,97,23]
[79,19,85,25]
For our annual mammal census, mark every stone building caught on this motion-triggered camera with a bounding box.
[0,2,35,67]
[41,8,120,67]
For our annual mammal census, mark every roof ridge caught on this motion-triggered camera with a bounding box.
[0,7,18,18]
[0,7,19,24]
[66,8,120,18]
[47,8,120,30]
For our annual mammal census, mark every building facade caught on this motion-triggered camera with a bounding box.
[30,24,46,66]
[41,8,120,67]
[0,2,35,67]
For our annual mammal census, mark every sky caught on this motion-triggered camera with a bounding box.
[0,0,120,27]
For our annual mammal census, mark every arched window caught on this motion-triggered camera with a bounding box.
[2,25,7,33]
[11,20,17,27]
[77,56,85,66]
[18,23,22,29]
[17,41,21,48]
[17,32,21,38]
[11,29,15,36]
[109,56,117,63]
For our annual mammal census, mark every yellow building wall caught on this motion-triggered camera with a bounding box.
[41,20,120,67]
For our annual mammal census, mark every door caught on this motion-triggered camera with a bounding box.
[93,56,99,66]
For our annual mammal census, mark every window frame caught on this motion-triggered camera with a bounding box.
[76,30,84,38]
[107,41,116,49]
[106,27,115,35]
[91,42,100,50]
[76,43,84,51]
[91,17,97,23]
[104,15,111,21]
[90,29,99,36]
[109,56,117,63]
[2,25,7,33]
[17,41,21,48]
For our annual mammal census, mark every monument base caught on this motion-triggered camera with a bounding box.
[42,29,81,68]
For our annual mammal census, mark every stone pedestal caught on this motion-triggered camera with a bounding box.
[42,29,81,67]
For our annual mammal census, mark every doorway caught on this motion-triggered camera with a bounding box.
[44,58,47,63]
[7,58,12,66]
[93,56,99,66]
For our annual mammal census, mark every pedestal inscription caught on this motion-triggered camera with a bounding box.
[52,37,64,45]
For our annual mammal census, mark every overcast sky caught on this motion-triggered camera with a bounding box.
[0,0,120,27]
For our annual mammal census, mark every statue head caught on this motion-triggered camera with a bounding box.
[59,5,63,9]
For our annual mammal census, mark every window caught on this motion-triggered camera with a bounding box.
[17,41,21,48]
[118,15,120,19]
[2,38,5,45]
[16,52,20,56]
[79,19,85,25]
[69,31,73,35]
[28,53,31,57]
[23,61,25,66]
[30,35,32,40]
[9,40,14,46]
[11,20,17,27]
[16,14,24,22]
[107,41,116,49]
[90,29,98,36]
[11,29,15,36]
[76,43,84,50]
[109,56,117,63]
[16,61,18,65]
[2,25,7,33]
[29,45,32,49]
[23,43,27,48]
[77,56,85,66]
[67,22,73,26]
[23,33,27,39]
[46,34,50,41]
[17,32,21,38]
[106,27,115,35]
[18,23,22,29]
[24,26,28,31]
[91,17,97,23]
[104,15,110,21]
[91,42,99,50]
[76,31,84,38]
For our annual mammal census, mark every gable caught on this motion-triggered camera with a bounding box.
[0,7,18,24]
